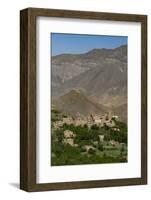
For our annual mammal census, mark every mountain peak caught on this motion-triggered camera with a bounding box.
[68,89,80,94]
[64,89,82,98]
[85,48,110,55]
[115,44,127,50]
[54,89,108,116]
[86,45,127,55]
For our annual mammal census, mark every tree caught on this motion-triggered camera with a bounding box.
[120,144,125,157]
[79,146,86,152]
[104,134,111,141]
[98,143,104,151]
[91,124,99,130]
[55,129,63,142]
[83,124,88,129]
[88,148,96,155]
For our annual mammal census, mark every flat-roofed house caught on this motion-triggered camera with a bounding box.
[63,130,75,138]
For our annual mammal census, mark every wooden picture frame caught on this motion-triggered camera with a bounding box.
[20,7,147,192]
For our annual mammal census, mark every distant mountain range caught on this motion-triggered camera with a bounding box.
[51,45,127,123]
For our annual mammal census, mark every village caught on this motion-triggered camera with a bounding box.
[52,111,121,147]
[61,129,121,153]
[52,111,119,129]
[51,109,127,166]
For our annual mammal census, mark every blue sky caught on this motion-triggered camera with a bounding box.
[51,33,128,56]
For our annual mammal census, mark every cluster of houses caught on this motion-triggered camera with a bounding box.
[63,129,96,149]
[63,130,77,147]
[52,111,121,149]
[62,129,121,150]
[52,111,118,129]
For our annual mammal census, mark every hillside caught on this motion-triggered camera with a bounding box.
[52,45,127,81]
[58,58,127,107]
[113,103,127,123]
[53,90,108,116]
[51,45,127,122]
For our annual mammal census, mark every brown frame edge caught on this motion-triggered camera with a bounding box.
[20,7,147,192]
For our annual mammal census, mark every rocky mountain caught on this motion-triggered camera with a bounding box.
[52,90,127,123]
[58,58,127,106]
[51,45,127,122]
[52,90,108,117]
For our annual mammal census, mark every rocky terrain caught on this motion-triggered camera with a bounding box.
[51,45,127,123]
[52,90,107,117]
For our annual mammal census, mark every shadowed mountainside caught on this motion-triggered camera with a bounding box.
[52,89,108,116]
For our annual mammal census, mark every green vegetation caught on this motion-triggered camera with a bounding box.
[51,110,127,166]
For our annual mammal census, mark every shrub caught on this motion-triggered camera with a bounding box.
[79,146,86,152]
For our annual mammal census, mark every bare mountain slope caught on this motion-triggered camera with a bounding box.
[57,58,127,107]
[51,45,127,97]
[51,45,127,122]
[53,90,108,116]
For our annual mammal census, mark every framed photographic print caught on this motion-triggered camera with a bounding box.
[20,8,147,191]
